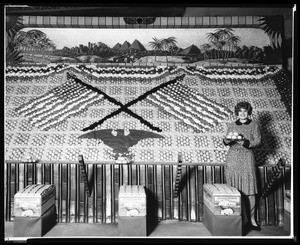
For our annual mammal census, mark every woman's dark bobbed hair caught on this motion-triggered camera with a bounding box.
[235,101,253,116]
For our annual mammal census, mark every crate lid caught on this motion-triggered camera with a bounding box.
[203,184,240,195]
[14,184,55,197]
[119,185,145,196]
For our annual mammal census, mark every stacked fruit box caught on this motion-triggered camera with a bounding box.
[203,184,242,236]
[118,185,146,217]
[118,185,147,236]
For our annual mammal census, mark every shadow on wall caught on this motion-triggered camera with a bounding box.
[274,71,292,117]
[145,187,159,236]
[254,111,290,203]
[255,112,280,167]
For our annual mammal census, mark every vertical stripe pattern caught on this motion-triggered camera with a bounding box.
[4,161,289,226]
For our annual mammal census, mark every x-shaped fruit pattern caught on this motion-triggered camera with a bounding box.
[5,65,291,165]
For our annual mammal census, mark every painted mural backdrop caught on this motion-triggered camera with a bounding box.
[8,27,282,65]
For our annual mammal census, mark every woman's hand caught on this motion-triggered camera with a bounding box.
[237,138,250,148]
[236,139,245,145]
[223,138,232,145]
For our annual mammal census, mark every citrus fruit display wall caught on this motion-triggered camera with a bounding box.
[5,64,291,166]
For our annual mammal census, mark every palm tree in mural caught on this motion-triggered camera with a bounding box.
[215,28,234,40]
[225,35,241,60]
[161,37,177,62]
[217,39,228,62]
[14,29,56,52]
[13,30,26,43]
[258,16,283,64]
[5,15,24,65]
[206,31,220,60]
[24,30,47,49]
[258,16,283,49]
[148,37,163,62]
[13,30,32,51]
[6,42,23,65]
[162,37,177,62]
[215,28,235,61]
[6,16,24,43]
[36,36,56,51]
[206,28,241,62]
[262,45,282,65]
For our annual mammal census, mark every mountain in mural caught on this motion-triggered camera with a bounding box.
[129,39,147,52]
[113,43,122,50]
[119,41,131,51]
[179,44,201,55]
[174,47,183,55]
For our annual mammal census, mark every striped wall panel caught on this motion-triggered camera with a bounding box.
[20,16,262,29]
[5,161,290,226]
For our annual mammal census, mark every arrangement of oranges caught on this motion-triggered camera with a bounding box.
[225,131,244,140]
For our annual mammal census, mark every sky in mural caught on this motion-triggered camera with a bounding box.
[22,28,270,50]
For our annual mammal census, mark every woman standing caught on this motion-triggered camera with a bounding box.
[223,101,261,231]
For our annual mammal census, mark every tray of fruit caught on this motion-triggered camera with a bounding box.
[224,132,244,141]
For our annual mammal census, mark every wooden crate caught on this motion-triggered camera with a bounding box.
[203,184,241,215]
[14,184,56,217]
[118,185,146,217]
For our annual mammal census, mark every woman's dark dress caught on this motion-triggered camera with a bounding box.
[224,118,261,195]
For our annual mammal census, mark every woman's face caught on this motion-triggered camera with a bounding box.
[238,108,249,121]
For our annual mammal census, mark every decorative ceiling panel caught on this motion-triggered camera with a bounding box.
[20,16,261,29]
